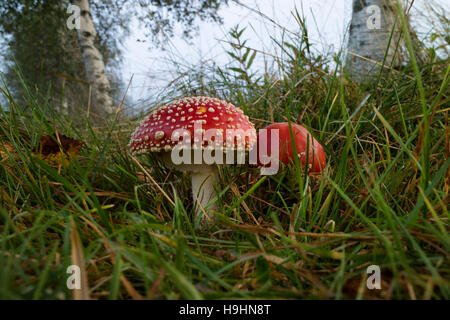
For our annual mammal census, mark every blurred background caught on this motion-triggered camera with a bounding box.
[0,0,448,119]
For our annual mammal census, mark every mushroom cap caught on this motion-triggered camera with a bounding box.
[129,96,256,155]
[256,122,326,173]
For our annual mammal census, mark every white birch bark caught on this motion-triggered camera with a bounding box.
[346,0,406,80]
[74,0,115,115]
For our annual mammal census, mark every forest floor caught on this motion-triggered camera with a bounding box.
[0,24,449,299]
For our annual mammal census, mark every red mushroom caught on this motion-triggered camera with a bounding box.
[256,122,326,173]
[129,96,256,223]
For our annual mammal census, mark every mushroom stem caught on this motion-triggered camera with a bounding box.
[191,166,219,223]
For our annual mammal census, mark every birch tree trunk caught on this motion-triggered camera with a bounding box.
[346,0,406,81]
[74,0,115,116]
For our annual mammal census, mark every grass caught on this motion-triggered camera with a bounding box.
[0,16,449,300]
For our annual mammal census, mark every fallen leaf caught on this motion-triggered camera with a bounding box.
[34,133,84,166]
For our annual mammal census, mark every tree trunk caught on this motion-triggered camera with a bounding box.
[74,0,115,116]
[346,0,406,81]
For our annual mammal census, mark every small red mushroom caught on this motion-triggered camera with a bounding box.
[256,122,326,173]
[129,96,256,223]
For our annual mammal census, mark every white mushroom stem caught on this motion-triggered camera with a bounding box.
[191,166,219,222]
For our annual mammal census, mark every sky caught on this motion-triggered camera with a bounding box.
[119,0,353,111]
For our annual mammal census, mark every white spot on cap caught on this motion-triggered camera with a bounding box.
[155,131,165,140]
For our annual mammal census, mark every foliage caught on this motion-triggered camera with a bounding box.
[0,1,87,110]
[127,0,227,42]
[0,0,228,116]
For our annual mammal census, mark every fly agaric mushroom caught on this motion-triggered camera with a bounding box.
[256,122,326,173]
[129,96,256,224]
